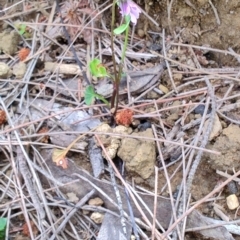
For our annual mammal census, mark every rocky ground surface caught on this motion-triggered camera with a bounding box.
[1,0,240,239]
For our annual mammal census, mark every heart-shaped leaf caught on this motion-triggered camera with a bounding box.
[84,85,96,105]
[89,59,108,77]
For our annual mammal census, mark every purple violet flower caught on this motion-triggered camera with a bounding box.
[119,0,141,25]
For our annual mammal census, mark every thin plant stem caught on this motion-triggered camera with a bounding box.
[110,0,119,110]
[113,22,130,114]
[120,24,130,64]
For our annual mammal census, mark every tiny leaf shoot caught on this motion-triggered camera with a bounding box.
[114,15,131,35]
[89,59,109,78]
[84,85,109,106]
[84,85,96,105]
[0,218,7,240]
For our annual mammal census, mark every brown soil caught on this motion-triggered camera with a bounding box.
[1,0,240,239]
[141,0,240,66]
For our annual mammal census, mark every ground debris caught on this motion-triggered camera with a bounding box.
[0,31,19,55]
[118,128,156,179]
[205,124,240,171]
[97,213,131,240]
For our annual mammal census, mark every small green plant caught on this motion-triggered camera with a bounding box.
[84,0,141,113]
[18,24,27,35]
[84,85,109,105]
[89,59,109,78]
[0,218,7,240]
[14,23,32,38]
[14,23,27,36]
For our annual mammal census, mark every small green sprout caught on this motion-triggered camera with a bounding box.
[114,16,131,35]
[84,85,109,106]
[84,59,110,106]
[15,23,27,36]
[89,59,109,78]
[0,218,7,240]
[14,23,32,38]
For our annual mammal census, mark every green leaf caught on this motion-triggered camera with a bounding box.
[18,24,27,35]
[89,59,108,78]
[0,218,7,240]
[124,15,131,24]
[84,85,96,105]
[114,24,129,35]
[114,15,130,35]
[95,94,109,106]
[84,85,109,106]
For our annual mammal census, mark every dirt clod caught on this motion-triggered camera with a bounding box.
[0,62,11,78]
[0,31,19,55]
[205,124,240,171]
[90,212,104,224]
[88,197,104,206]
[117,128,156,179]
[13,62,26,79]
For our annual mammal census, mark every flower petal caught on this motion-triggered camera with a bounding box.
[130,14,137,24]
[119,0,141,24]
[119,2,130,16]
[131,7,140,19]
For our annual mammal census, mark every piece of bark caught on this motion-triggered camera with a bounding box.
[96,64,165,98]
[88,137,104,178]
[187,210,234,240]
[97,213,132,240]
[41,149,172,229]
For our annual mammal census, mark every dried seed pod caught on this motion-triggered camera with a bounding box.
[18,48,30,61]
[115,109,134,127]
[0,110,6,125]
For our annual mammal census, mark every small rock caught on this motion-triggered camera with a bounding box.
[13,62,26,78]
[159,84,169,94]
[0,62,11,78]
[150,43,162,51]
[167,113,179,121]
[90,212,104,224]
[145,107,155,113]
[131,119,140,128]
[145,62,154,68]
[66,192,79,203]
[114,125,132,135]
[169,100,181,114]
[137,121,151,131]
[188,113,195,121]
[137,29,145,38]
[88,197,104,206]
[226,194,239,210]
[117,128,156,179]
[194,105,211,115]
[95,123,132,159]
[221,121,227,128]
[0,31,20,55]
[173,73,183,81]
[204,114,222,141]
[205,124,240,171]
[228,181,238,194]
[194,114,202,119]
[146,90,159,99]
